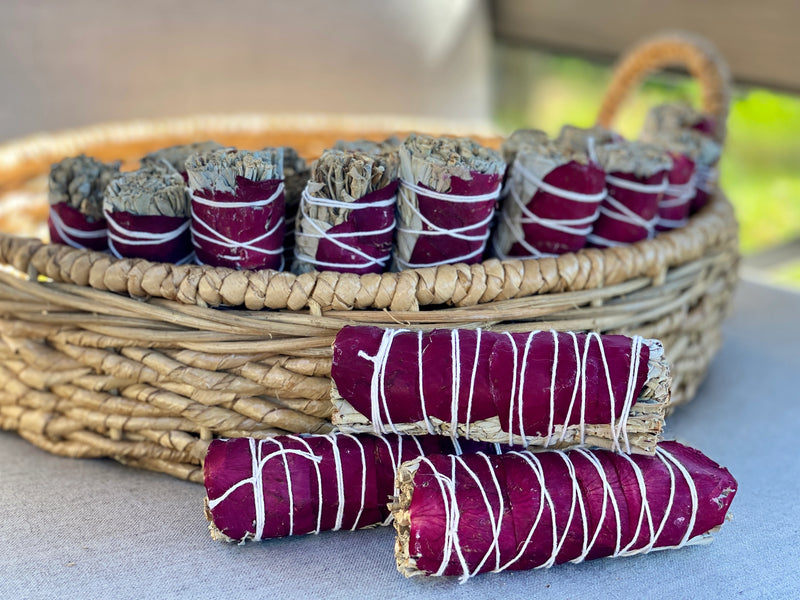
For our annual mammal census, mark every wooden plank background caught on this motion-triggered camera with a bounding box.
[493,0,800,91]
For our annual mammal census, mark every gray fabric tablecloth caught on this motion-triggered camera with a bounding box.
[2,280,798,599]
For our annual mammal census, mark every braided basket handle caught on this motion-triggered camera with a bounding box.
[596,31,731,142]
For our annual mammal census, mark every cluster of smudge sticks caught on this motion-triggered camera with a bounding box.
[204,325,736,582]
[47,102,720,275]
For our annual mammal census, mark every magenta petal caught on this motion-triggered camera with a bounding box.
[106,210,192,263]
[192,177,284,270]
[332,327,650,439]
[408,171,501,266]
[204,433,495,542]
[403,442,737,577]
[314,181,398,274]
[48,202,108,251]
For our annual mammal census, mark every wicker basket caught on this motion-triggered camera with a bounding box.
[0,32,738,482]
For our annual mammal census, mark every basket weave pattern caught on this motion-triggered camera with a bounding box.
[0,33,739,482]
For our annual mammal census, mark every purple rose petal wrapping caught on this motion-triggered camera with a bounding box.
[309,181,399,274]
[48,202,108,251]
[331,326,666,454]
[656,152,696,231]
[395,134,505,270]
[588,142,672,248]
[203,433,501,543]
[105,210,192,263]
[494,136,606,258]
[191,177,285,270]
[393,441,737,580]
[399,172,501,268]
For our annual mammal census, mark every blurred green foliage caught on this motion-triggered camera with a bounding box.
[494,46,800,262]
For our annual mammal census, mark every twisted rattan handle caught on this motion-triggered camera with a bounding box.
[596,31,731,142]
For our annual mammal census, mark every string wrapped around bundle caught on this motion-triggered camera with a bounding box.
[641,103,722,213]
[331,326,669,455]
[187,148,285,270]
[203,433,504,543]
[394,134,505,269]
[103,164,193,263]
[493,131,606,258]
[588,141,672,248]
[649,136,698,232]
[293,148,398,274]
[47,155,120,251]
[391,441,737,581]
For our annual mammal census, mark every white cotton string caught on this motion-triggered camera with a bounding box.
[294,187,396,270]
[495,451,550,572]
[695,164,718,193]
[105,209,189,245]
[657,447,699,549]
[205,443,322,513]
[449,330,463,454]
[605,174,668,195]
[251,439,267,541]
[542,451,587,569]
[343,434,368,531]
[206,438,321,542]
[358,328,407,434]
[394,179,501,270]
[617,452,655,556]
[644,448,678,552]
[615,335,643,453]
[596,195,659,232]
[327,434,347,531]
[394,244,488,270]
[657,174,696,229]
[190,184,285,261]
[590,332,621,453]
[429,447,702,579]
[503,332,520,446]
[424,456,471,580]
[544,330,559,446]
[361,329,638,451]
[512,160,607,204]
[400,179,503,204]
[268,438,295,536]
[463,328,482,441]
[48,208,107,248]
[448,457,471,582]
[516,331,537,447]
[104,209,193,263]
[581,448,622,557]
[417,330,436,435]
[656,216,690,230]
[396,206,494,241]
[578,334,593,444]
[569,449,609,563]
[288,435,325,535]
[587,175,666,246]
[557,332,583,443]
[661,176,696,208]
[456,453,505,576]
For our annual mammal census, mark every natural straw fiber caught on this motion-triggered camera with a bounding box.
[0,32,738,482]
